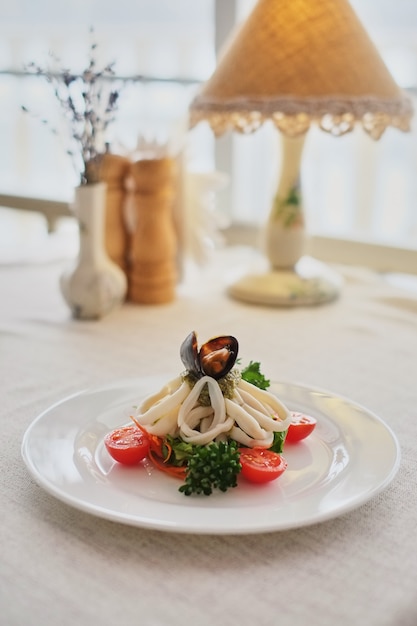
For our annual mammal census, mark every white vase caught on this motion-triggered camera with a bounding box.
[60,182,127,320]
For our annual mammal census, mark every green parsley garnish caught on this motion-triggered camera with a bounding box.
[241,361,270,390]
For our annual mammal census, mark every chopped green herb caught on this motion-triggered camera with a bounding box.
[183,369,240,405]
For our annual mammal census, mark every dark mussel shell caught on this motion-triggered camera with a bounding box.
[180,331,203,378]
[200,335,239,379]
[181,332,239,380]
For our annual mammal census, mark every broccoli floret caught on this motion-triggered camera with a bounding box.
[179,440,242,496]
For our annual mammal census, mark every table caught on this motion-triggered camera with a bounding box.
[2,245,417,626]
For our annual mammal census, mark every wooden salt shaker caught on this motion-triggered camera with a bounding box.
[128,157,178,304]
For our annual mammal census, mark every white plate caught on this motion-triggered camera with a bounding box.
[21,378,400,534]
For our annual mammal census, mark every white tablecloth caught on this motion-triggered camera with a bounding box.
[2,246,417,626]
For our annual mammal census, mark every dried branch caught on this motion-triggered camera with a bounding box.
[22,36,121,185]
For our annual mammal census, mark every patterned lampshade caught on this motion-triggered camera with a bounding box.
[190,0,413,139]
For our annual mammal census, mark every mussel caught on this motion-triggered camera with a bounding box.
[180,331,239,380]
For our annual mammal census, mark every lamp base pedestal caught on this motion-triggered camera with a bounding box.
[227,256,342,306]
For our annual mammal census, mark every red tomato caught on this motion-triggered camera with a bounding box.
[285,412,317,443]
[239,448,287,484]
[104,425,150,465]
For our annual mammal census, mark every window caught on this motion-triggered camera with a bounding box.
[0,0,214,198]
[1,0,416,269]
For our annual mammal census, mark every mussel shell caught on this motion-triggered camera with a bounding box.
[180,331,203,377]
[199,335,239,380]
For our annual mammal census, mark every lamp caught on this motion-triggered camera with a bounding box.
[189,0,413,306]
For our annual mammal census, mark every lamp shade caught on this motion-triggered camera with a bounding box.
[190,0,413,139]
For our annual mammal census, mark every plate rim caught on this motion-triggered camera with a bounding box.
[21,377,401,534]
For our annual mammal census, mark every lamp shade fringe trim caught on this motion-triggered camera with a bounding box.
[189,93,413,139]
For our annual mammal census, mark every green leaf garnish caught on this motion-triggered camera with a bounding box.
[241,361,270,390]
[269,430,287,454]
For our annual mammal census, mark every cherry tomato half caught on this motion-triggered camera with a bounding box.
[285,412,317,444]
[104,425,150,465]
[239,448,287,484]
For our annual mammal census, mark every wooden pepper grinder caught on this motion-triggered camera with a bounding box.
[92,152,131,273]
[128,157,178,304]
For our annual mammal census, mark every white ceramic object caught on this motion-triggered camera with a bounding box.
[21,378,400,534]
[264,218,307,269]
[228,256,343,306]
[60,182,127,319]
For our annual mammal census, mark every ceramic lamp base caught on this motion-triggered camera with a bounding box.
[227,257,342,306]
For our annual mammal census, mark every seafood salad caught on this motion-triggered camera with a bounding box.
[134,331,291,447]
[105,331,316,495]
